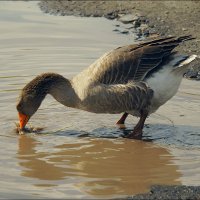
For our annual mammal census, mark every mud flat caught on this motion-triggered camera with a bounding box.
[39,0,200,80]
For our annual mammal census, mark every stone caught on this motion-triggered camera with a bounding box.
[120,30,129,34]
[184,69,198,79]
[133,20,141,28]
[124,24,135,29]
[113,29,120,32]
[118,14,139,24]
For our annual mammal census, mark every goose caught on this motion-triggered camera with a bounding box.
[17,35,197,139]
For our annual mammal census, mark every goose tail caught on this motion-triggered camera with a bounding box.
[172,54,198,74]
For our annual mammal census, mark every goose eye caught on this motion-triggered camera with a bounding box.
[16,102,22,111]
[16,100,26,113]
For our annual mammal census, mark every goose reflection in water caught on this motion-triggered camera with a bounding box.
[17,134,181,197]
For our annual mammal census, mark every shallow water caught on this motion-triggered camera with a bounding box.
[0,1,200,199]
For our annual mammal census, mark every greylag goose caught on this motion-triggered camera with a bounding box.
[17,35,197,139]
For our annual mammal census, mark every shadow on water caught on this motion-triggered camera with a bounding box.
[33,123,200,148]
[143,124,200,148]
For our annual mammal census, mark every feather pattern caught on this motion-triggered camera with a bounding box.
[87,35,194,84]
[71,35,195,114]
[81,81,153,115]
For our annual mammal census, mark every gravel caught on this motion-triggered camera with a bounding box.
[128,185,200,200]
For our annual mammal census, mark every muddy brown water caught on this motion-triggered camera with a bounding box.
[0,1,200,199]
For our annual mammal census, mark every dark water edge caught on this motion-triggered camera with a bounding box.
[127,185,200,200]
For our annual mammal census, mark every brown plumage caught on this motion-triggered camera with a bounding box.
[91,35,194,84]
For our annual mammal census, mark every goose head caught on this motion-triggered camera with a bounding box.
[16,86,45,129]
[16,73,77,129]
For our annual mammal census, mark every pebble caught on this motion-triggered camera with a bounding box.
[120,30,129,34]
[132,20,141,28]
[184,69,200,80]
[124,24,135,29]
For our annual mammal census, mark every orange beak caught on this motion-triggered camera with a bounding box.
[18,112,29,129]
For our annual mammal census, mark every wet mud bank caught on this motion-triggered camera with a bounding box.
[39,0,200,80]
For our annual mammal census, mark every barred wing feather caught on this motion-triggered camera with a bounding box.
[90,35,194,84]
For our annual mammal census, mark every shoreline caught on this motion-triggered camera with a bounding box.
[38,1,200,51]
[39,0,200,80]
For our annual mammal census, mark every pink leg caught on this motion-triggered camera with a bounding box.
[127,110,148,140]
[116,112,129,125]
